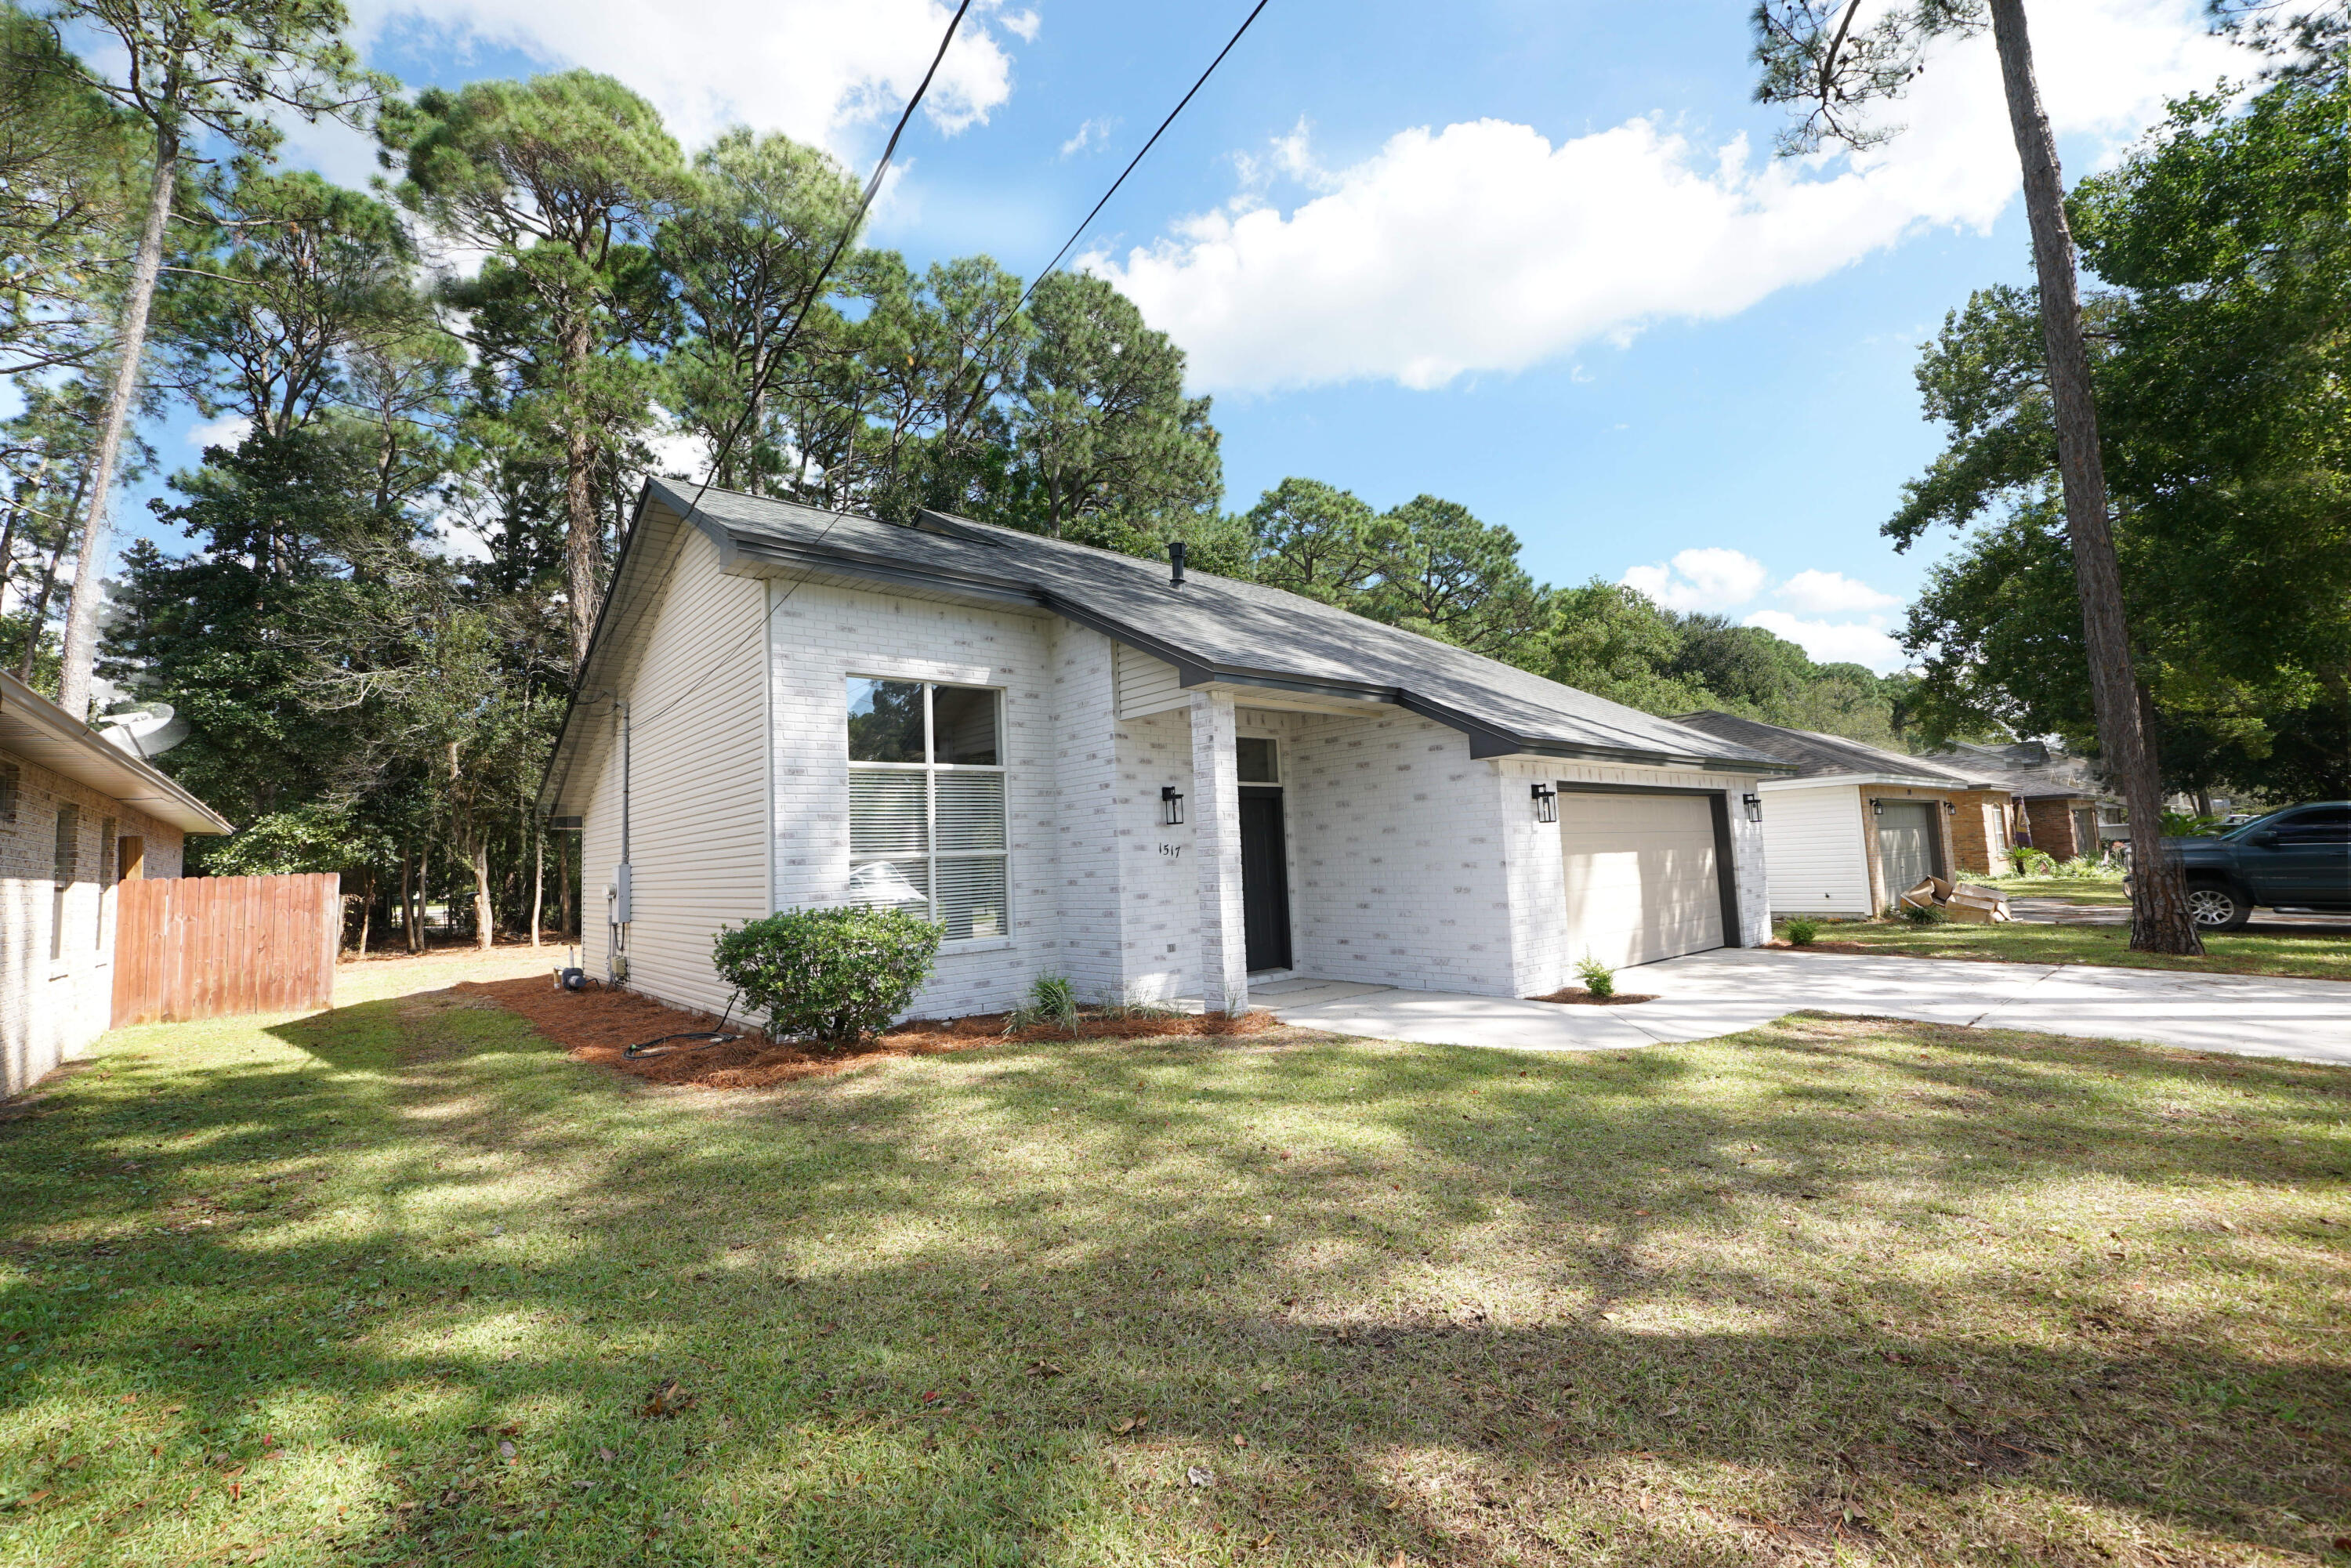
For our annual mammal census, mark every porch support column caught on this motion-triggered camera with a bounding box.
[1190,690,1248,1016]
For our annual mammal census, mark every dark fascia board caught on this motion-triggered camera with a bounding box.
[690,495,1800,780]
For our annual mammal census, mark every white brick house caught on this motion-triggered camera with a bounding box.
[536,482,1790,1024]
[2,671,232,1095]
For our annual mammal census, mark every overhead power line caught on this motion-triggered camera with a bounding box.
[615,0,1274,745]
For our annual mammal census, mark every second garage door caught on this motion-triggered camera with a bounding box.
[1559,791,1726,970]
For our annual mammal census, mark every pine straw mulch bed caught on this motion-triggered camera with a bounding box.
[456,976,1290,1090]
[1525,987,1658,1005]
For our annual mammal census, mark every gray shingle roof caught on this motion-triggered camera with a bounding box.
[1922,740,2103,800]
[1669,710,1991,787]
[649,480,1789,772]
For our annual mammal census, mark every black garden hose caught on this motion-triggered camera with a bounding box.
[621,995,745,1059]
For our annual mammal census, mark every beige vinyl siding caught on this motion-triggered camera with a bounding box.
[578,524,770,1019]
[1113,644,1188,719]
[1759,784,1874,916]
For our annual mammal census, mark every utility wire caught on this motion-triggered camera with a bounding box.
[563,0,976,750]
[618,0,1273,744]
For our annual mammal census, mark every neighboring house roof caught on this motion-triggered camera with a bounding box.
[1922,739,2104,801]
[1669,711,1995,791]
[540,482,1792,814]
[0,670,234,835]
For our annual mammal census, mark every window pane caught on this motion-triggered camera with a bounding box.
[53,805,78,883]
[847,678,926,762]
[935,855,1007,942]
[846,857,930,914]
[849,770,928,856]
[2278,806,2351,845]
[1237,736,1277,784]
[933,685,999,765]
[936,772,1005,852]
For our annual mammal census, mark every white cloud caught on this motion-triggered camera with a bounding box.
[1621,547,1769,613]
[1775,567,1899,614]
[1060,116,1115,158]
[1741,609,1905,672]
[187,415,252,450]
[1091,0,2245,392]
[348,0,1024,153]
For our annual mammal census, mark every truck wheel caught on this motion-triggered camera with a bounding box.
[2186,883,2251,930]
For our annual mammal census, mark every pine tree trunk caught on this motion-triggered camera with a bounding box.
[17,470,85,683]
[357,872,372,957]
[562,314,600,669]
[57,129,179,722]
[1985,0,2202,954]
[529,817,545,947]
[470,837,493,951]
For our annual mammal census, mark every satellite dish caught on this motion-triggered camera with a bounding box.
[98,702,190,759]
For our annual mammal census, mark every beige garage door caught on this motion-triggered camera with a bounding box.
[1559,791,1726,970]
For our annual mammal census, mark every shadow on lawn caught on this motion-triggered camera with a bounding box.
[0,993,2345,1565]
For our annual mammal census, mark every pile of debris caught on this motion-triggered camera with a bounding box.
[1897,876,2012,924]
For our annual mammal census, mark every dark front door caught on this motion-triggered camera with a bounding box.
[1238,789,1292,972]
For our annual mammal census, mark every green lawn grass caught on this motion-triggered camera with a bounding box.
[1791,915,2351,981]
[3,958,2348,1566]
[1976,875,2132,907]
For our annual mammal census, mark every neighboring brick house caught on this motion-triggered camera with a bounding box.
[534,481,1792,1023]
[1924,741,2111,863]
[1672,712,2012,916]
[2,671,232,1097]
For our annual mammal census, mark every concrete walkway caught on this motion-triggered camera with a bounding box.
[1253,948,2351,1065]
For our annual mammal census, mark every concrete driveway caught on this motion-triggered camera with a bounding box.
[1254,948,2351,1065]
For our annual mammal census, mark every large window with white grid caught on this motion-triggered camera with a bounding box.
[845,678,1007,943]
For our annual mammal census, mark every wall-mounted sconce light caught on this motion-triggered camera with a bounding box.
[1943,798,1958,816]
[1742,792,1763,824]
[1161,786,1185,826]
[1531,783,1557,824]
[1871,798,1883,817]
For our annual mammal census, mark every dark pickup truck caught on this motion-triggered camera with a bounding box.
[2161,802,2351,929]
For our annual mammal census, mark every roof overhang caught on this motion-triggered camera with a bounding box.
[535,483,1797,813]
[0,672,234,835]
[1759,770,1992,792]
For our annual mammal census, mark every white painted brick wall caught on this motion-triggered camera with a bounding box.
[1285,709,1518,994]
[767,579,1063,1019]
[1,746,184,1096]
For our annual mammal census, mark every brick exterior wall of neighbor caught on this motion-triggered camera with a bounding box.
[1,747,185,1097]
[2023,796,2092,860]
[1947,788,2014,875]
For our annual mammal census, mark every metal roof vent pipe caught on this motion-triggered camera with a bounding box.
[1168,540,1186,587]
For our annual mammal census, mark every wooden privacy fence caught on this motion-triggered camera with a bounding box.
[110,874,340,1027]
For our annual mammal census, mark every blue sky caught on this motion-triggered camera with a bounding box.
[125,0,2254,671]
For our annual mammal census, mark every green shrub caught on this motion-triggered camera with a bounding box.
[2007,846,2056,876]
[711,906,941,1046]
[1784,917,1820,946]
[1574,954,1617,998]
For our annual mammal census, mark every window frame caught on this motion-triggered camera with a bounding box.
[844,678,1010,945]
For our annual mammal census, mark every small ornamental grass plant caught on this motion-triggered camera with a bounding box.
[1004,973,1081,1037]
[1899,898,1950,925]
[712,905,941,1047]
[1574,953,1617,998]
[1783,916,1821,946]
